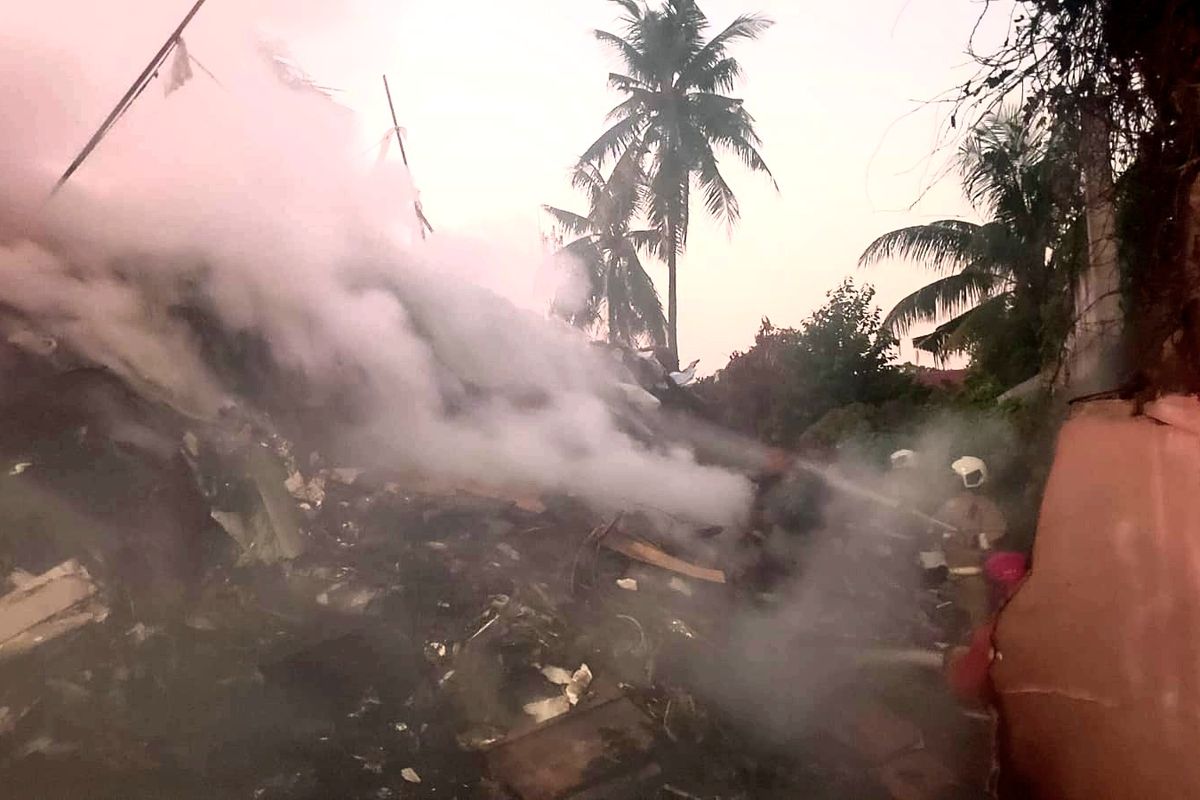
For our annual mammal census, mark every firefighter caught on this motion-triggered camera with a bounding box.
[931,456,1008,627]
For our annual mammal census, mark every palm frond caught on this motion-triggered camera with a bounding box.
[685,95,776,190]
[580,114,644,167]
[569,161,607,206]
[627,228,663,255]
[608,0,644,20]
[560,237,604,276]
[693,138,740,229]
[679,14,772,88]
[688,56,743,93]
[621,245,667,345]
[551,238,606,328]
[882,270,1007,334]
[594,30,651,81]
[857,220,982,273]
[686,91,746,116]
[912,293,1012,354]
[607,72,654,94]
[957,106,1046,221]
[605,94,649,124]
[542,206,593,238]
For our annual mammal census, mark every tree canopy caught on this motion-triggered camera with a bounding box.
[545,147,666,347]
[697,280,922,447]
[583,0,775,364]
[859,109,1083,386]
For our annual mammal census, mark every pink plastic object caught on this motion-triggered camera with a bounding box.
[984,551,1028,597]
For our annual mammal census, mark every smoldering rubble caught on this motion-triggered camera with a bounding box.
[0,312,995,799]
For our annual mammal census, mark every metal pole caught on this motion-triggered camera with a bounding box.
[382,74,409,166]
[51,0,211,196]
[382,74,432,237]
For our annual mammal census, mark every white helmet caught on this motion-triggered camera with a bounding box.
[951,456,988,489]
[889,449,916,470]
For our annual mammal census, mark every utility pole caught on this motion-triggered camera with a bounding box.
[52,0,210,196]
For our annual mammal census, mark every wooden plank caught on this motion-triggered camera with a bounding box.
[602,531,726,584]
[0,560,107,659]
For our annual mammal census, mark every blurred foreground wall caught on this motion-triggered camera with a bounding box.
[994,396,1200,798]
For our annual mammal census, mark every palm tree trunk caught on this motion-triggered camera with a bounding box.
[606,263,619,344]
[666,221,679,371]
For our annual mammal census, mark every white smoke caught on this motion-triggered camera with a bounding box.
[0,0,752,525]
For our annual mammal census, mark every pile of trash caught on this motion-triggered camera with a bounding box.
[0,325,993,799]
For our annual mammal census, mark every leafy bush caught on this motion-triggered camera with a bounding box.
[695,280,926,448]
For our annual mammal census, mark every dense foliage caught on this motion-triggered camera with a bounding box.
[958,0,1200,388]
[695,280,924,448]
[859,110,1084,387]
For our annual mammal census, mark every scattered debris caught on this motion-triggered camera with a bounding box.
[329,467,364,485]
[523,694,572,723]
[616,382,662,411]
[315,582,382,614]
[918,551,948,570]
[667,576,693,597]
[126,622,161,643]
[602,530,726,584]
[669,359,700,386]
[0,560,108,660]
[540,665,574,685]
[0,329,991,798]
[456,726,504,750]
[395,475,547,514]
[0,705,18,736]
[564,664,593,706]
[488,695,655,800]
[285,470,326,506]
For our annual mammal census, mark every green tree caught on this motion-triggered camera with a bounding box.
[858,109,1082,385]
[583,0,776,366]
[545,148,666,346]
[957,0,1200,389]
[697,280,920,446]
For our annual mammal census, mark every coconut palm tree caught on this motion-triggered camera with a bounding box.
[545,148,667,347]
[858,109,1082,378]
[582,0,775,367]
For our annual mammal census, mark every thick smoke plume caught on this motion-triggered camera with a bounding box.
[0,0,752,525]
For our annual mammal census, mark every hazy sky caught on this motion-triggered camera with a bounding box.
[27,0,1015,372]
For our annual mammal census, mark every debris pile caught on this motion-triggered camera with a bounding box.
[0,330,994,800]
